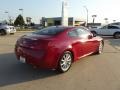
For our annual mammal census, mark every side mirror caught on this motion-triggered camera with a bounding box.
[88,35,93,39]
[91,31,97,37]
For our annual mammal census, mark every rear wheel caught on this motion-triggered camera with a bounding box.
[57,51,73,73]
[0,29,6,35]
[114,32,120,39]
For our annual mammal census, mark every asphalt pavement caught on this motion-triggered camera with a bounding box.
[0,32,120,90]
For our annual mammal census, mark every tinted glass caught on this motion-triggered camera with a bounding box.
[33,27,65,35]
[68,28,91,38]
[76,28,90,36]
[68,30,78,37]
[101,26,107,29]
[108,26,119,29]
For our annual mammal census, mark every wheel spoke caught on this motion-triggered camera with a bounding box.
[63,56,66,60]
[67,62,71,66]
[62,64,66,69]
[67,57,71,61]
[61,63,64,66]
[66,54,69,58]
[61,59,65,62]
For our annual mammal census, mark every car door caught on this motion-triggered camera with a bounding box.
[107,26,119,35]
[68,30,84,59]
[69,28,98,59]
[76,28,98,55]
[99,25,119,35]
[98,25,108,35]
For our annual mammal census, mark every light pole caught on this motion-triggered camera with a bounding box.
[113,20,116,23]
[19,8,23,16]
[92,15,97,24]
[5,11,9,24]
[83,6,88,27]
[104,18,108,24]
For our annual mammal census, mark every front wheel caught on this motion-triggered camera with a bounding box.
[57,51,73,73]
[0,30,6,35]
[114,32,120,39]
[96,41,104,54]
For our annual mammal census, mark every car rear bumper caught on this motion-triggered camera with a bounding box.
[15,46,57,69]
[6,29,16,34]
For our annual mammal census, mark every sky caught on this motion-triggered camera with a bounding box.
[0,0,120,24]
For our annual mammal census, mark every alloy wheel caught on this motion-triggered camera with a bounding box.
[114,33,120,39]
[59,51,72,72]
[98,41,103,54]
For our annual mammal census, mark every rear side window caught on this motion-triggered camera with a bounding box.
[76,28,90,35]
[108,26,119,29]
[68,28,91,38]
[68,30,78,37]
[33,27,65,35]
[101,26,107,29]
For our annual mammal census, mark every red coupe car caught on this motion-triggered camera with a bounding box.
[15,26,104,73]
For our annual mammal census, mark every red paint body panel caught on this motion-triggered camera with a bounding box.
[15,26,103,69]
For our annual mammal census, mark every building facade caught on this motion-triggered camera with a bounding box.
[41,17,85,27]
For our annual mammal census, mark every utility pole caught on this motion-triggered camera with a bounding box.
[113,20,116,23]
[104,18,108,24]
[19,8,24,16]
[5,11,9,24]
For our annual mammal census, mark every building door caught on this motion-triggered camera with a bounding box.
[54,20,61,26]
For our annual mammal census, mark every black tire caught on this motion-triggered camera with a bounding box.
[57,51,73,73]
[10,33,15,35]
[91,31,97,37]
[114,32,120,39]
[95,41,104,54]
[0,29,7,35]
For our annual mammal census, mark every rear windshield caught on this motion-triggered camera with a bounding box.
[33,27,65,35]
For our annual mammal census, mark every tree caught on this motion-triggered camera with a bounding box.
[14,14,25,26]
[30,22,35,26]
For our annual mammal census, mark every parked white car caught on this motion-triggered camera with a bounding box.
[0,25,16,35]
[90,25,120,39]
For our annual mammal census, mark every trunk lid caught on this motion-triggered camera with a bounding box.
[18,33,54,49]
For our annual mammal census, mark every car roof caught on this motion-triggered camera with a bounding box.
[102,24,120,27]
[109,25,120,28]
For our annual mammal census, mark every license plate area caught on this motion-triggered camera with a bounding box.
[20,56,26,63]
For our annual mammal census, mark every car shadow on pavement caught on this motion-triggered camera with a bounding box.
[0,53,59,87]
